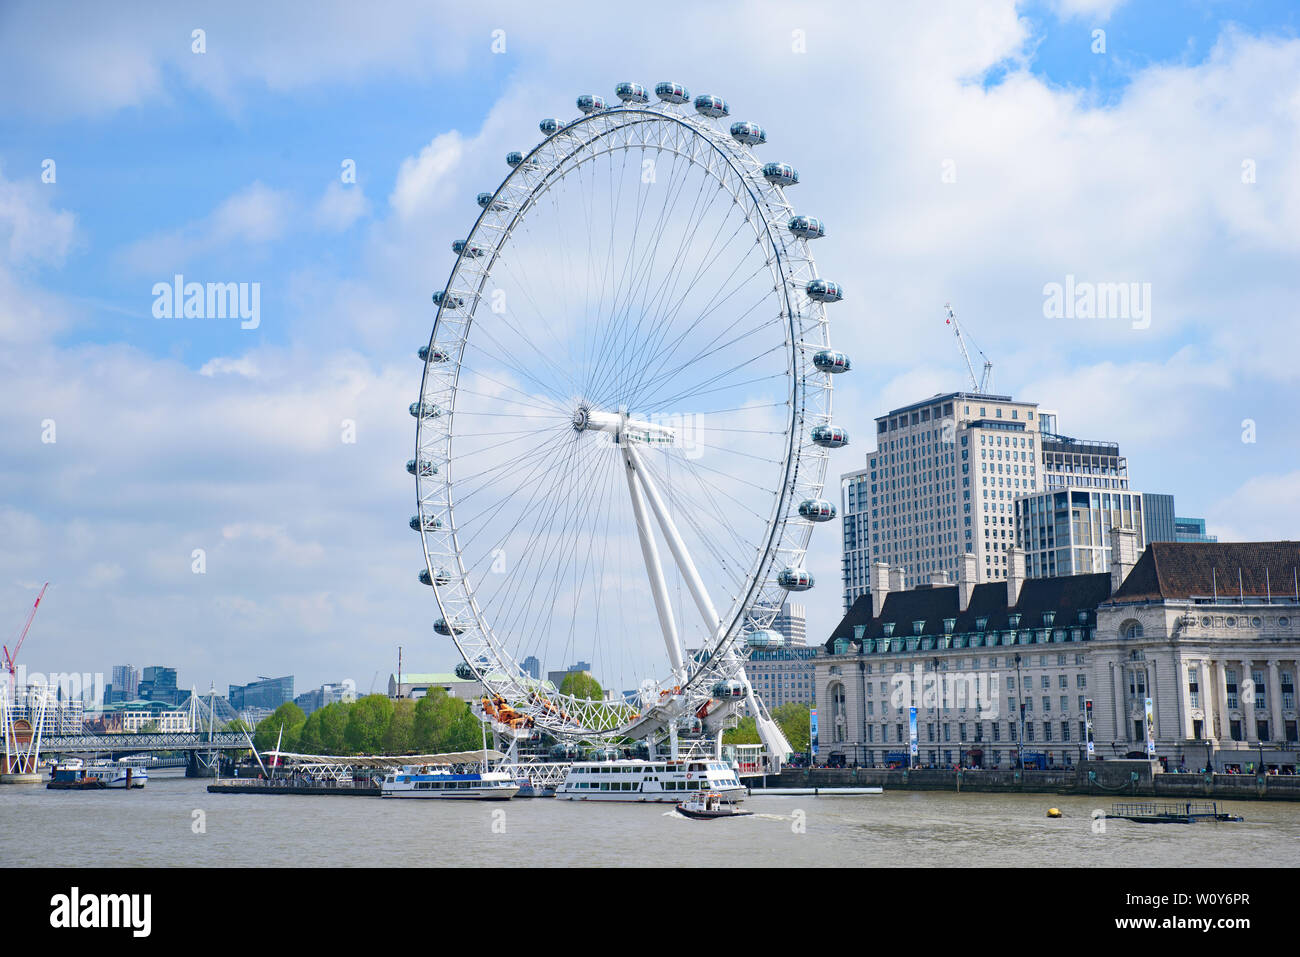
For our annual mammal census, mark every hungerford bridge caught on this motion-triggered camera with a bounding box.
[2,690,252,778]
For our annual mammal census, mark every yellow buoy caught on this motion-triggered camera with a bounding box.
[1047,807,1062,818]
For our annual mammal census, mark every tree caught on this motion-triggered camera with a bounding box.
[345,694,394,754]
[414,689,470,752]
[382,699,416,753]
[559,671,603,701]
[723,716,760,745]
[253,702,306,752]
[772,702,812,753]
[297,709,324,753]
[316,701,350,754]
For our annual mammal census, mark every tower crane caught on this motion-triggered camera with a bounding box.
[3,582,48,682]
[944,303,994,394]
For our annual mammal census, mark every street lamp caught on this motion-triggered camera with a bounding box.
[1014,651,1026,773]
[932,656,940,769]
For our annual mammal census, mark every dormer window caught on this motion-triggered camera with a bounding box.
[1008,613,1021,629]
[975,617,988,632]
[943,618,956,634]
[883,622,895,637]
[1042,611,1055,627]
[912,620,926,636]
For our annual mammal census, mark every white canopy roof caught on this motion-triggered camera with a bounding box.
[264,749,504,769]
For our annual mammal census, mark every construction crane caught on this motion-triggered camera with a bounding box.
[3,582,48,682]
[944,302,994,394]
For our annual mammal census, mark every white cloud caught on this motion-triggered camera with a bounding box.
[199,355,259,377]
[118,181,292,274]
[4,0,1300,688]
[313,181,369,232]
[0,171,77,266]
[1049,0,1127,21]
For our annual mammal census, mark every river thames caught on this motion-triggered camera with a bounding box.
[3,776,1299,867]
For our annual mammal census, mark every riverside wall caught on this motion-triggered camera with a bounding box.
[753,760,1300,802]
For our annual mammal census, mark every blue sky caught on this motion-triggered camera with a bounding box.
[1,0,1299,699]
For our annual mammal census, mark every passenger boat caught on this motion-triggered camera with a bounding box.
[47,762,146,789]
[555,758,746,803]
[380,766,518,800]
[47,765,107,790]
[677,791,753,820]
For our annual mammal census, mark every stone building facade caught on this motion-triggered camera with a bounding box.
[815,538,1300,772]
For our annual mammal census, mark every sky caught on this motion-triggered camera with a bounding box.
[1,0,1298,700]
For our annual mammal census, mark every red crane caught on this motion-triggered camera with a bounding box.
[4,582,49,680]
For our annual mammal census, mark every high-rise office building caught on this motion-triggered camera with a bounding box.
[138,666,178,705]
[228,675,294,711]
[772,602,807,647]
[521,656,541,680]
[1142,492,1177,543]
[842,391,1138,609]
[111,664,139,703]
[1175,516,1218,543]
[1015,487,1147,578]
[841,392,1044,610]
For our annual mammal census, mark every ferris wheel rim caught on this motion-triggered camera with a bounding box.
[413,94,836,739]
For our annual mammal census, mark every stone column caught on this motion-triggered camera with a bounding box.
[1215,659,1230,741]
[1112,662,1127,744]
[1200,659,1217,743]
[1179,658,1194,741]
[1240,659,1256,742]
[1268,660,1283,744]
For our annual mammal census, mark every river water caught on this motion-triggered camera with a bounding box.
[3,775,1297,867]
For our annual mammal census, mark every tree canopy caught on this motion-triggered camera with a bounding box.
[253,701,306,752]
[559,670,604,701]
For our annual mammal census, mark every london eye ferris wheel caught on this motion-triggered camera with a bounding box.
[410,80,851,757]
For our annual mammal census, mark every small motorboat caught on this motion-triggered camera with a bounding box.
[676,791,752,820]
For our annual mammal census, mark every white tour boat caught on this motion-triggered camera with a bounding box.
[380,766,519,800]
[86,763,147,788]
[555,758,746,803]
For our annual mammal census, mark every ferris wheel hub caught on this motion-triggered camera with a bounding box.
[571,404,677,445]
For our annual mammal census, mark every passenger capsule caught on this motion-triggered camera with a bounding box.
[410,515,444,533]
[418,345,451,363]
[711,679,745,699]
[454,662,477,680]
[417,566,451,586]
[693,94,729,118]
[777,567,815,591]
[615,81,649,104]
[406,458,438,477]
[432,291,464,309]
[746,629,786,649]
[788,215,826,240]
[434,617,466,637]
[798,498,837,522]
[506,151,525,168]
[477,192,509,211]
[451,239,485,258]
[806,279,844,303]
[577,93,606,114]
[762,162,799,187]
[811,424,849,449]
[812,349,851,373]
[655,81,690,104]
[540,118,562,135]
[729,121,766,146]
[409,400,442,419]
